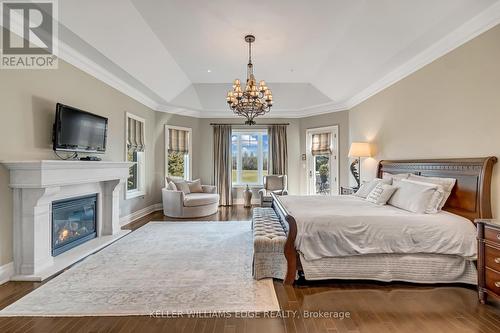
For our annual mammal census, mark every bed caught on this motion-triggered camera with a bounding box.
[271,157,497,285]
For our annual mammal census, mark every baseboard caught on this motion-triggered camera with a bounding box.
[119,203,163,226]
[0,262,14,285]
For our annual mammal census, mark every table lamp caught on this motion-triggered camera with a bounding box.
[348,142,373,189]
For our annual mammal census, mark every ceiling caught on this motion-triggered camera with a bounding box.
[53,0,500,117]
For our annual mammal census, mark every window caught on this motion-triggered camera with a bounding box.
[165,125,192,180]
[125,113,146,199]
[232,130,268,186]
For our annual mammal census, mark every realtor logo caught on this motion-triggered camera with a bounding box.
[1,0,58,69]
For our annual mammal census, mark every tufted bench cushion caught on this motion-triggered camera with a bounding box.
[252,207,287,280]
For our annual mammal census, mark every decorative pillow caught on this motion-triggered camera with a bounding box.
[388,179,438,214]
[166,176,183,184]
[187,179,203,193]
[167,181,177,191]
[354,178,390,198]
[172,180,191,194]
[382,172,411,184]
[266,176,285,191]
[365,183,397,205]
[407,174,456,210]
[401,179,445,214]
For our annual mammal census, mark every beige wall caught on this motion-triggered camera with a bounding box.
[0,60,198,267]
[349,24,500,217]
[299,111,350,194]
[196,113,350,200]
[2,23,498,268]
[0,57,347,266]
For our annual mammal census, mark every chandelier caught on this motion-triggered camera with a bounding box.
[226,35,273,125]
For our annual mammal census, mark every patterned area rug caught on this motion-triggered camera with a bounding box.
[0,221,280,316]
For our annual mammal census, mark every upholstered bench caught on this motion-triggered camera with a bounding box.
[252,207,287,280]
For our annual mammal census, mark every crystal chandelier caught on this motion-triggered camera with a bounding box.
[226,35,273,125]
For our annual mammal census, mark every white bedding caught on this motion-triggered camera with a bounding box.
[278,195,477,261]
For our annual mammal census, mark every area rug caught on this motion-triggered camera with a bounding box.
[0,221,280,316]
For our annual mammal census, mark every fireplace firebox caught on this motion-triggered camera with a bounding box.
[52,194,98,256]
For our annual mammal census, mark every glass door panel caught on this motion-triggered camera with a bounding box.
[314,155,331,195]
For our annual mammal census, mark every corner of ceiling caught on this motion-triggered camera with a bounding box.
[55,1,500,120]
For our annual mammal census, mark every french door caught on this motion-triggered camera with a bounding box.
[306,126,339,195]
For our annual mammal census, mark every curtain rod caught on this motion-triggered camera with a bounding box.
[210,123,289,126]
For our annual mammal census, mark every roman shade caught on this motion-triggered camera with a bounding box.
[168,128,189,154]
[311,133,331,155]
[127,116,145,152]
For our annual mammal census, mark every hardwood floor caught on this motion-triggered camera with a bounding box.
[1,205,499,333]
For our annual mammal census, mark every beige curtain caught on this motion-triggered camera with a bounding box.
[168,128,189,154]
[269,125,288,175]
[127,117,145,152]
[213,125,232,206]
[311,133,331,155]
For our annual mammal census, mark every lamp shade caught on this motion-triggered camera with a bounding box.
[348,142,373,158]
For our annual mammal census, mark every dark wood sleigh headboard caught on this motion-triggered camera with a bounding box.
[377,157,497,221]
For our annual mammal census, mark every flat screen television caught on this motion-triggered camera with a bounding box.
[53,103,108,153]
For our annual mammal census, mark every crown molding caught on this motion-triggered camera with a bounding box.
[342,1,500,110]
[155,104,202,117]
[166,101,349,119]
[53,2,500,119]
[155,3,500,119]
[57,39,162,111]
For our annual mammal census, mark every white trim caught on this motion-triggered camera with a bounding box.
[35,1,500,119]
[231,129,268,186]
[343,1,500,111]
[0,262,14,285]
[125,113,147,200]
[158,4,500,118]
[164,125,193,182]
[306,126,339,196]
[119,203,163,227]
[58,40,161,112]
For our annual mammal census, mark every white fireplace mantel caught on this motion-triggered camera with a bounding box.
[2,160,134,281]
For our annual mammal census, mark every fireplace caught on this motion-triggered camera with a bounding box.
[52,194,98,256]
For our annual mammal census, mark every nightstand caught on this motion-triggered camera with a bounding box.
[340,186,357,195]
[476,219,500,304]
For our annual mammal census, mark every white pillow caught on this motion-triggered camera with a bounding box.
[354,178,390,198]
[166,181,177,191]
[407,174,456,210]
[382,172,411,184]
[401,179,445,214]
[388,179,438,213]
[187,179,203,193]
[172,180,191,194]
[366,183,398,205]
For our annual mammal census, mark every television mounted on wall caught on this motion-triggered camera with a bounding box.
[52,103,108,153]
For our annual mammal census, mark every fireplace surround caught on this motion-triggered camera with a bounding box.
[2,160,134,281]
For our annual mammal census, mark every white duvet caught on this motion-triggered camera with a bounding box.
[278,195,477,261]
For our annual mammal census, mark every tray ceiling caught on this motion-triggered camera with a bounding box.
[52,0,500,117]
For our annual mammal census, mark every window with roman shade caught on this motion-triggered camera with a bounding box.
[166,126,192,180]
[125,113,146,199]
[311,133,331,155]
[127,117,145,152]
